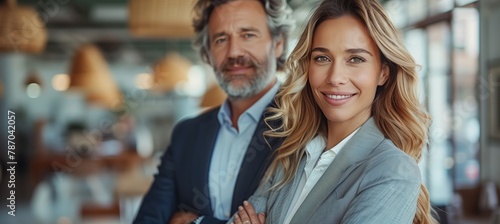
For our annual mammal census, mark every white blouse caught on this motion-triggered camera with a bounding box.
[283,129,359,224]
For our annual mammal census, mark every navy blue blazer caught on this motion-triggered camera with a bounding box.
[134,105,282,224]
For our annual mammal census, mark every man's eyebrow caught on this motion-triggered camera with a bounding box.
[211,32,227,40]
[240,27,260,33]
[211,27,261,40]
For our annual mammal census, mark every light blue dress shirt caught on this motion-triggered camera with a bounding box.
[208,82,279,220]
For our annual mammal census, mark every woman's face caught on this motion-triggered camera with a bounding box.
[308,15,388,128]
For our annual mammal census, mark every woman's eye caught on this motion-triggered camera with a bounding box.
[313,56,330,62]
[349,57,365,63]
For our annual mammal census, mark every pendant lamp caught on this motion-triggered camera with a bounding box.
[0,0,47,53]
[128,0,197,38]
[68,44,122,108]
[152,53,191,93]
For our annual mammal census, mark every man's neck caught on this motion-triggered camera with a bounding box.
[228,79,276,130]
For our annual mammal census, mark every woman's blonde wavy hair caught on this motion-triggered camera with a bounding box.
[263,0,435,223]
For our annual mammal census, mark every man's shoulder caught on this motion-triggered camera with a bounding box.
[175,106,220,129]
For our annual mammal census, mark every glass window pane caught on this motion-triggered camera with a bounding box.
[384,0,408,28]
[404,29,430,187]
[427,22,454,205]
[404,29,427,104]
[452,8,480,188]
[429,0,454,15]
[456,0,477,6]
[407,0,427,24]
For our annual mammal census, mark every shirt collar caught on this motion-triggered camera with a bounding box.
[217,81,280,126]
[328,127,359,154]
[305,127,361,159]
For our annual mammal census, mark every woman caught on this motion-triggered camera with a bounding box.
[230,0,436,223]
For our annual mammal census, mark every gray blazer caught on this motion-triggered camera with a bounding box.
[242,118,421,224]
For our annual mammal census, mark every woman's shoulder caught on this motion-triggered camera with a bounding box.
[373,138,410,157]
[362,139,421,182]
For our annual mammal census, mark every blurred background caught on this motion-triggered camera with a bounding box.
[0,0,498,223]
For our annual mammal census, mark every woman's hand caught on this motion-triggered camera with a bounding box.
[231,201,265,224]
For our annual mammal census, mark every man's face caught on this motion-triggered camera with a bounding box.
[207,0,283,99]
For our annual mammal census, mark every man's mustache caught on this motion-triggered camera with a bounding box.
[222,56,257,71]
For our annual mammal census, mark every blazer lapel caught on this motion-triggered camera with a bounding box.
[189,109,220,214]
[290,118,385,224]
[268,159,307,223]
[231,102,284,214]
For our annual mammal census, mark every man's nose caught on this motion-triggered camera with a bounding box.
[227,38,244,59]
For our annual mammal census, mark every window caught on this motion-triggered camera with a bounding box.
[385,0,480,206]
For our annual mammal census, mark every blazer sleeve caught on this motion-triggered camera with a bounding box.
[341,153,421,224]
[133,124,183,224]
[225,173,274,224]
[200,216,226,224]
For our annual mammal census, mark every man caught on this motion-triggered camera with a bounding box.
[133,0,293,223]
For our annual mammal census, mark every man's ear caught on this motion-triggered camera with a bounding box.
[274,36,284,58]
[378,64,389,86]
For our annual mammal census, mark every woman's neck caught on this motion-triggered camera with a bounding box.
[326,115,370,149]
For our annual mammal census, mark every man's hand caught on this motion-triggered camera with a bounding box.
[169,211,199,224]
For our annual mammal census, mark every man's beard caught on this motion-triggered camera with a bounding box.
[213,54,275,99]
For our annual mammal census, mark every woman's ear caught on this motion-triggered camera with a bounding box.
[378,64,389,86]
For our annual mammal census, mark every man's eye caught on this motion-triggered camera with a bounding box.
[243,33,256,38]
[214,37,226,44]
